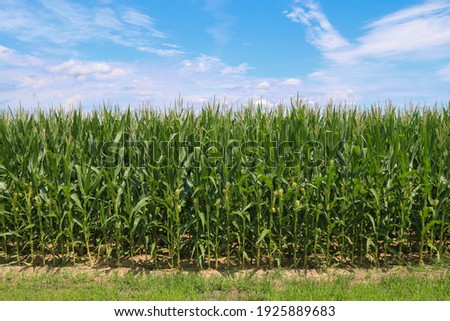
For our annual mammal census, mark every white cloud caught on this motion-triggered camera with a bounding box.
[181,55,249,75]
[20,76,53,89]
[120,7,166,38]
[0,45,41,67]
[0,46,306,109]
[47,59,125,79]
[221,63,250,75]
[4,1,448,109]
[308,71,325,79]
[181,55,222,73]
[203,0,236,47]
[206,17,235,47]
[251,98,276,107]
[256,81,271,90]
[162,43,182,49]
[282,78,301,86]
[284,0,450,105]
[368,1,449,28]
[138,47,185,57]
[327,1,450,64]
[287,0,450,64]
[0,0,178,57]
[94,8,123,30]
[285,0,349,51]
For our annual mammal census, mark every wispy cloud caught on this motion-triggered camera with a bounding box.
[329,0,450,63]
[47,59,126,79]
[0,0,181,57]
[221,63,251,75]
[285,0,349,51]
[287,0,450,63]
[3,0,447,108]
[138,47,185,57]
[0,47,132,107]
[285,0,450,104]
[282,78,302,86]
[203,0,236,47]
[0,45,41,67]
[255,82,271,91]
[120,7,166,38]
[0,45,302,108]
[181,55,249,75]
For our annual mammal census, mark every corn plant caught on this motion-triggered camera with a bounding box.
[0,101,449,268]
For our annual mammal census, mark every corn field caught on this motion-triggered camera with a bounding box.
[0,100,449,268]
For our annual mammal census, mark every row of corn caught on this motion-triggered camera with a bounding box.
[0,100,449,268]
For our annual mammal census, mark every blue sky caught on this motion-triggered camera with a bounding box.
[1,0,450,108]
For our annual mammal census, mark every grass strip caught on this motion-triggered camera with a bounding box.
[1,266,448,301]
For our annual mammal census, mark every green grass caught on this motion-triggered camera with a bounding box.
[1,267,448,300]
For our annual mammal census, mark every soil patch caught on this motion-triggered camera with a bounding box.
[1,265,448,285]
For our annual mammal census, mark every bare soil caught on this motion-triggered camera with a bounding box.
[1,264,448,285]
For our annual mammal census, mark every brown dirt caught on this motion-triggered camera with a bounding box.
[0,264,448,285]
